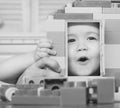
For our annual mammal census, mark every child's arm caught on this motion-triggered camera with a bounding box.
[0,38,57,83]
[0,52,35,83]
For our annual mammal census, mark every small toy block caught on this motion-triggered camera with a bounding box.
[60,87,87,105]
[53,13,93,20]
[105,31,120,44]
[103,8,120,14]
[11,96,60,105]
[0,87,18,101]
[77,81,86,87]
[114,92,120,102]
[15,88,38,96]
[52,89,61,96]
[93,78,115,104]
[39,89,52,96]
[73,0,111,7]
[22,76,45,85]
[16,84,40,89]
[65,7,102,14]
[44,78,67,90]
[105,19,120,32]
[64,81,75,88]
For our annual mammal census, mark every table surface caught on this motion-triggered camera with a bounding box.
[0,102,120,108]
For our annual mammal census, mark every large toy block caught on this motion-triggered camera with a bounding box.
[11,96,60,105]
[60,87,87,105]
[103,8,120,14]
[105,71,120,91]
[92,77,115,104]
[105,19,120,32]
[47,31,65,56]
[39,19,65,32]
[105,31,120,44]
[105,45,120,68]
[53,13,93,20]
[65,7,102,14]
[73,0,111,7]
[93,14,120,20]
[44,78,67,90]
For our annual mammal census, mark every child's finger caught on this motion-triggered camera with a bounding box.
[38,42,53,49]
[38,48,57,56]
[35,52,49,59]
[36,57,61,73]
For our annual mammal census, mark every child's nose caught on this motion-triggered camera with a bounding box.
[76,41,88,51]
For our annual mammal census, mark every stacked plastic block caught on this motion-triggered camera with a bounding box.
[0,77,115,105]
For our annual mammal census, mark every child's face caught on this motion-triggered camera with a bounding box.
[68,23,100,76]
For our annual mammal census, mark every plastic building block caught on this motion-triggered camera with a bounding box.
[105,19,120,32]
[103,8,120,14]
[11,96,60,105]
[53,13,93,20]
[17,74,45,85]
[60,87,87,105]
[40,89,52,96]
[73,0,111,7]
[14,89,38,96]
[44,78,67,90]
[65,7,102,14]
[105,31,120,44]
[64,81,75,88]
[111,0,120,3]
[47,31,65,56]
[114,87,120,102]
[52,89,61,96]
[93,78,115,104]
[0,87,18,101]
[77,81,86,87]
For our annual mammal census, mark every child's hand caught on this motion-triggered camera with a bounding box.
[17,57,62,84]
[34,38,57,61]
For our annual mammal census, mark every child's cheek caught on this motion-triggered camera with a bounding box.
[89,43,100,56]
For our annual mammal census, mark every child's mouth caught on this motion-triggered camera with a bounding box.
[77,56,89,65]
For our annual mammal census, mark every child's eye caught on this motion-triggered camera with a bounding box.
[68,39,76,43]
[87,37,97,40]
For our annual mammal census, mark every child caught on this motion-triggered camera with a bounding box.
[0,39,61,84]
[68,22,100,76]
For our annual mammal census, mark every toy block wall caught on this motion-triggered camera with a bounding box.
[52,0,120,79]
